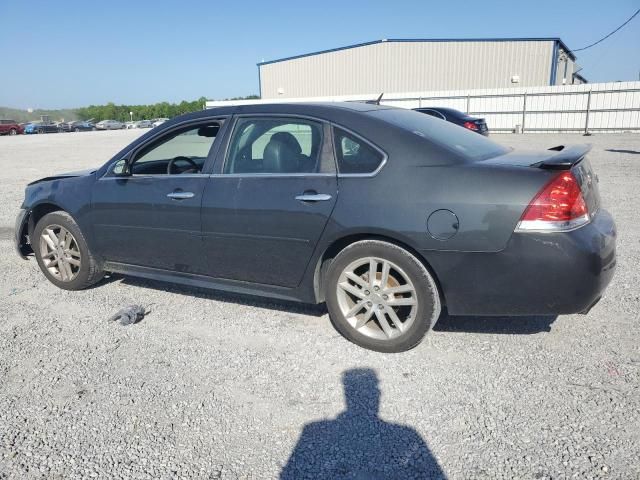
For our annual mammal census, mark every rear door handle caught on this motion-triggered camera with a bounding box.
[295,193,332,202]
[167,191,195,200]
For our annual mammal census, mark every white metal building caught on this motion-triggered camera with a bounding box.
[258,38,585,99]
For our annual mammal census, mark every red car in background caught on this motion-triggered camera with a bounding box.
[0,119,24,135]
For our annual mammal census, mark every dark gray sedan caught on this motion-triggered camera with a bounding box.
[15,103,616,352]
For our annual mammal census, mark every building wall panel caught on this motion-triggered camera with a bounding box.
[259,40,554,99]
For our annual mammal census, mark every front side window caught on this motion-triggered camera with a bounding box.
[130,122,220,175]
[224,118,323,174]
[333,128,385,174]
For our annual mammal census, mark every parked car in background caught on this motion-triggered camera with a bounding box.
[413,107,489,136]
[59,120,96,132]
[135,120,153,128]
[0,119,24,135]
[15,103,616,353]
[152,118,169,128]
[126,120,153,129]
[96,120,125,130]
[24,121,61,134]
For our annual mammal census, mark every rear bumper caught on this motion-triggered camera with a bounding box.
[422,209,617,316]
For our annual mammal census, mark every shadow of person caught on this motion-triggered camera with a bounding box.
[280,368,446,480]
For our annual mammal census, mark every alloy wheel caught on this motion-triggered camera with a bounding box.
[336,257,418,340]
[39,224,82,282]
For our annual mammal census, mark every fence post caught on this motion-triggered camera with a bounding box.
[521,93,527,134]
[584,90,592,136]
[466,94,470,114]
[418,96,422,108]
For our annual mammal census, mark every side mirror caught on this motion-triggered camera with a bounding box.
[112,158,131,176]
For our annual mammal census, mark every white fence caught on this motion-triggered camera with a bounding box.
[206,81,640,134]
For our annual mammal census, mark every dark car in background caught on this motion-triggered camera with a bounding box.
[0,119,24,135]
[414,107,489,135]
[59,120,96,133]
[15,103,616,352]
[24,121,61,134]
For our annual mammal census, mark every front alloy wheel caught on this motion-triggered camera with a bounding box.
[325,240,441,353]
[39,225,82,282]
[33,211,104,290]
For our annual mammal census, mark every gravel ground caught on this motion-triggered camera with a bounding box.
[0,130,639,479]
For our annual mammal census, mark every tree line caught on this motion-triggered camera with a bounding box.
[75,95,259,122]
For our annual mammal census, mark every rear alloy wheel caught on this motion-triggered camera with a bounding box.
[325,240,441,352]
[9,128,17,135]
[33,211,103,290]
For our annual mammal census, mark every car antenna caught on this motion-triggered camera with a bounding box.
[375,93,384,105]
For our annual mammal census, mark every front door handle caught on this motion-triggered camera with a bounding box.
[295,193,332,202]
[167,191,195,200]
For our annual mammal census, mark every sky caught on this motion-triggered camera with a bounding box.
[1,0,638,109]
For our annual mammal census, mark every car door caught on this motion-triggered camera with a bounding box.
[201,116,338,287]
[91,118,227,274]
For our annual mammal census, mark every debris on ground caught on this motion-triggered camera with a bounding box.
[108,305,148,325]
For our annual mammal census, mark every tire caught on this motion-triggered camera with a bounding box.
[33,211,104,290]
[74,127,80,132]
[9,128,17,136]
[37,129,43,134]
[325,240,441,353]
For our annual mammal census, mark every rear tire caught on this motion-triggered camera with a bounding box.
[9,128,17,135]
[325,240,441,353]
[33,211,104,290]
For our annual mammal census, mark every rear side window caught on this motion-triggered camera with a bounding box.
[333,128,385,174]
[370,108,508,162]
[224,117,323,174]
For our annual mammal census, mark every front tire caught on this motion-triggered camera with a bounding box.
[325,240,441,353]
[33,211,104,290]
[9,128,17,135]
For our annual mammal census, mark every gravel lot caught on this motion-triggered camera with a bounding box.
[1,130,639,479]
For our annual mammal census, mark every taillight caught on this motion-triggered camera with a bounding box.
[463,121,478,131]
[515,171,590,232]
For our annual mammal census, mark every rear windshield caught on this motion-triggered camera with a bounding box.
[369,108,509,161]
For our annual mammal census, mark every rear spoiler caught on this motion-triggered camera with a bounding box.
[531,144,592,170]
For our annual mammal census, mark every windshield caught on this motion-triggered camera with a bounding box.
[369,108,509,161]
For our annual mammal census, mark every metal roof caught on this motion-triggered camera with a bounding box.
[257,38,576,66]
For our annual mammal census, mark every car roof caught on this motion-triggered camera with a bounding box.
[167,102,397,127]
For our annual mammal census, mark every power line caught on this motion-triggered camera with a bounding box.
[572,7,640,52]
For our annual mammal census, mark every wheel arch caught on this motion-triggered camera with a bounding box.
[26,202,68,238]
[313,233,446,307]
